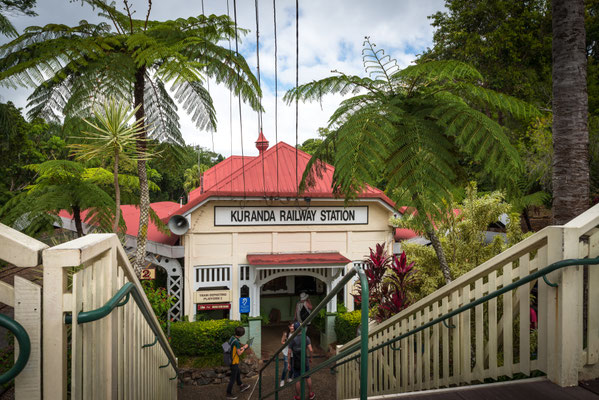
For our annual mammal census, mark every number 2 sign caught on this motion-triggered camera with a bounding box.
[140,268,156,280]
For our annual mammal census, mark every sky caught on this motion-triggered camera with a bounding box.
[0,0,446,158]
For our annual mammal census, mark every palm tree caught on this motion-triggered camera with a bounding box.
[285,38,538,283]
[0,0,261,273]
[70,99,147,233]
[552,0,590,224]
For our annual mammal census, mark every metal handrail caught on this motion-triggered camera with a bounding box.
[332,255,599,370]
[259,264,369,400]
[0,314,30,384]
[64,281,178,375]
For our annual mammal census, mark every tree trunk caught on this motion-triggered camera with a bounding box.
[427,229,452,284]
[113,150,121,234]
[133,66,149,276]
[73,205,83,238]
[552,0,589,224]
[523,207,533,232]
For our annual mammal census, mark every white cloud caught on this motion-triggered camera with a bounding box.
[0,0,446,157]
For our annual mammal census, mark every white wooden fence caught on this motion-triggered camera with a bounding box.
[0,224,178,399]
[337,204,599,399]
[0,223,44,400]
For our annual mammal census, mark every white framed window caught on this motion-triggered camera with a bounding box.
[194,265,232,290]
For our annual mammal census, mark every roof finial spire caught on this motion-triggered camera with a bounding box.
[256,130,269,154]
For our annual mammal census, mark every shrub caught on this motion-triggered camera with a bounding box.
[335,310,361,344]
[170,319,242,357]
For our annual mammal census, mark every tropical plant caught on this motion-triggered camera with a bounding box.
[353,243,417,322]
[285,37,539,283]
[393,182,528,300]
[0,0,36,38]
[142,280,174,334]
[0,160,118,236]
[552,0,590,223]
[183,163,209,195]
[0,0,262,274]
[69,99,148,233]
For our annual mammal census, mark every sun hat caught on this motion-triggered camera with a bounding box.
[300,292,309,301]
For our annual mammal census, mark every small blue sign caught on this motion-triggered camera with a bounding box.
[240,297,250,313]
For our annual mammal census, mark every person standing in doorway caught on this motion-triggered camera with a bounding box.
[288,322,316,400]
[295,292,313,324]
[280,321,295,387]
[226,326,251,399]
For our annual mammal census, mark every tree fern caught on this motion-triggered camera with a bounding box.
[287,38,540,282]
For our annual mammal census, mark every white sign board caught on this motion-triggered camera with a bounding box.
[194,290,232,304]
[214,206,368,226]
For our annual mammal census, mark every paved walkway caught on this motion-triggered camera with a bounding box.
[371,378,599,400]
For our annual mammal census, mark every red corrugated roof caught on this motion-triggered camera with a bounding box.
[58,201,180,245]
[188,156,255,201]
[177,141,396,216]
[394,228,419,241]
[247,252,351,265]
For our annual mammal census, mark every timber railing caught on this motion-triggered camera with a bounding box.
[43,233,177,400]
[258,264,370,400]
[0,223,44,399]
[336,204,599,399]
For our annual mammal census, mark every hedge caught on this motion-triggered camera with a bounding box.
[170,319,242,357]
[335,310,361,344]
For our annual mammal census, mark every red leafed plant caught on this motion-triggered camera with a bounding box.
[353,243,417,322]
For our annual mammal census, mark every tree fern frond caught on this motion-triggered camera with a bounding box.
[284,74,383,105]
[171,79,216,132]
[144,76,182,144]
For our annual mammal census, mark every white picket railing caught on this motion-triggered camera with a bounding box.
[337,204,599,399]
[0,223,178,399]
[43,233,178,399]
[0,223,44,400]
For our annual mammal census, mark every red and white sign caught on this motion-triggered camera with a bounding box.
[140,268,156,280]
[196,303,231,311]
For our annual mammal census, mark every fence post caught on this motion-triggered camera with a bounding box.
[552,226,584,386]
[41,250,68,400]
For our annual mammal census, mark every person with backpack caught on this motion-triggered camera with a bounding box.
[224,326,251,399]
[295,292,313,323]
[280,321,295,387]
[288,322,316,400]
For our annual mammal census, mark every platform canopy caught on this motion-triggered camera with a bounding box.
[246,252,351,267]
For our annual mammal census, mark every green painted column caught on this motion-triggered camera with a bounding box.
[320,312,337,349]
[248,316,262,358]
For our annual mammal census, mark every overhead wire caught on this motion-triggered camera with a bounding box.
[226,0,233,194]
[255,0,267,198]
[273,0,279,197]
[233,0,247,200]
[295,0,299,197]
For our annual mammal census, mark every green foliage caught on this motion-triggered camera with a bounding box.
[141,280,174,334]
[334,310,361,345]
[393,182,529,299]
[0,2,262,143]
[286,38,539,230]
[0,160,118,236]
[170,319,242,357]
[422,0,552,107]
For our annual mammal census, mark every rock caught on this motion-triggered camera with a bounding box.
[213,378,222,384]
[239,363,251,374]
[191,371,203,380]
[246,371,257,378]
[202,370,218,379]
[196,377,211,386]
[226,370,231,376]
[216,366,229,374]
[216,373,225,379]
[183,377,192,385]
